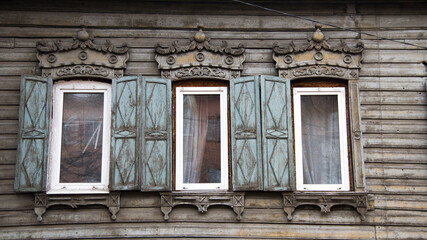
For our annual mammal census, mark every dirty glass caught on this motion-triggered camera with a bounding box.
[60,93,104,183]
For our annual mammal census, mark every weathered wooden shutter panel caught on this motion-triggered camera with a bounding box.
[141,77,172,191]
[230,76,263,191]
[110,76,141,190]
[260,76,294,191]
[15,76,52,192]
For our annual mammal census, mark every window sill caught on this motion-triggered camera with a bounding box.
[34,192,120,222]
[282,192,374,221]
[160,191,245,221]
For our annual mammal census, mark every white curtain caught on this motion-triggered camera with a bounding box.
[301,95,341,184]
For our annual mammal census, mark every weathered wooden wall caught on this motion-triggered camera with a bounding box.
[0,1,426,239]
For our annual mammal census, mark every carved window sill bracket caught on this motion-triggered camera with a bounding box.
[160,192,245,221]
[34,192,120,222]
[282,192,374,221]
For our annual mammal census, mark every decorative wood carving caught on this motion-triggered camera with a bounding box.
[34,192,120,221]
[282,192,374,221]
[155,25,245,81]
[36,29,129,79]
[160,192,245,220]
[273,24,363,80]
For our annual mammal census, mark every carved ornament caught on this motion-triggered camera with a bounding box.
[273,25,363,80]
[160,192,245,221]
[282,192,374,221]
[34,192,120,222]
[36,29,129,79]
[155,25,245,81]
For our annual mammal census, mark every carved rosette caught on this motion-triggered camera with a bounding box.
[36,29,129,79]
[155,25,245,81]
[273,25,363,80]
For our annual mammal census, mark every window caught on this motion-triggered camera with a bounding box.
[293,87,350,191]
[47,81,111,194]
[175,87,228,190]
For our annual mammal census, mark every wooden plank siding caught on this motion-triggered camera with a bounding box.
[0,0,426,239]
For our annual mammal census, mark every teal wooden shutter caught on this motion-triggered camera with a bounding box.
[230,76,263,191]
[260,76,294,191]
[141,77,172,191]
[110,76,141,190]
[15,76,51,192]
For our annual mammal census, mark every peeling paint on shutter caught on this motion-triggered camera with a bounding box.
[15,76,52,192]
[141,77,172,191]
[260,75,294,191]
[230,76,263,191]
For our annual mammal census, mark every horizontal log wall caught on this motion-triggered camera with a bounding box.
[0,1,426,239]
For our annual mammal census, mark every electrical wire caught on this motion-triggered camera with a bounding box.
[232,0,427,50]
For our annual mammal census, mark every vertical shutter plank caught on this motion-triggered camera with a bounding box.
[230,76,263,191]
[141,77,171,191]
[15,76,51,192]
[110,76,140,190]
[261,75,294,191]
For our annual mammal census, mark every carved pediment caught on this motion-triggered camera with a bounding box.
[36,29,129,79]
[155,25,245,81]
[273,25,363,80]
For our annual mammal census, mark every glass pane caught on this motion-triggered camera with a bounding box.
[301,95,341,184]
[60,93,104,183]
[183,94,221,183]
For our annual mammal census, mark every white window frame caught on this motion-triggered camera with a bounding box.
[175,87,228,190]
[294,87,350,191]
[47,81,111,194]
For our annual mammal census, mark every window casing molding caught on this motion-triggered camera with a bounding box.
[273,24,366,192]
[293,87,350,191]
[175,87,229,190]
[47,81,111,194]
[155,25,245,82]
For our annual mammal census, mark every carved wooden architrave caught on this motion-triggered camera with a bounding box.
[155,25,245,81]
[160,192,245,221]
[34,192,120,222]
[282,192,374,221]
[274,25,372,220]
[36,29,129,79]
[273,24,363,80]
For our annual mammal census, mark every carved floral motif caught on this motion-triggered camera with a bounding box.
[175,67,227,79]
[156,25,244,56]
[293,66,346,77]
[273,25,364,55]
[160,192,245,221]
[37,29,128,54]
[57,65,110,77]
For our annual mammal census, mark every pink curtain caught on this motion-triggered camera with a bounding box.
[183,95,209,183]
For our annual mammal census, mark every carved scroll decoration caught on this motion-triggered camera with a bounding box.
[160,192,245,221]
[282,192,374,221]
[36,29,129,79]
[34,192,120,221]
[273,24,363,80]
[274,24,367,194]
[155,25,245,81]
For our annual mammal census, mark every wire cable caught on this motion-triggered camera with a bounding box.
[232,0,427,50]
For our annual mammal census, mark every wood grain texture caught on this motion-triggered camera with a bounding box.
[0,1,426,239]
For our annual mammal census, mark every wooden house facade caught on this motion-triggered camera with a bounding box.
[0,0,426,239]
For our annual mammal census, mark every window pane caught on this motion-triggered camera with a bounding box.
[301,95,341,184]
[183,94,221,183]
[60,93,104,183]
